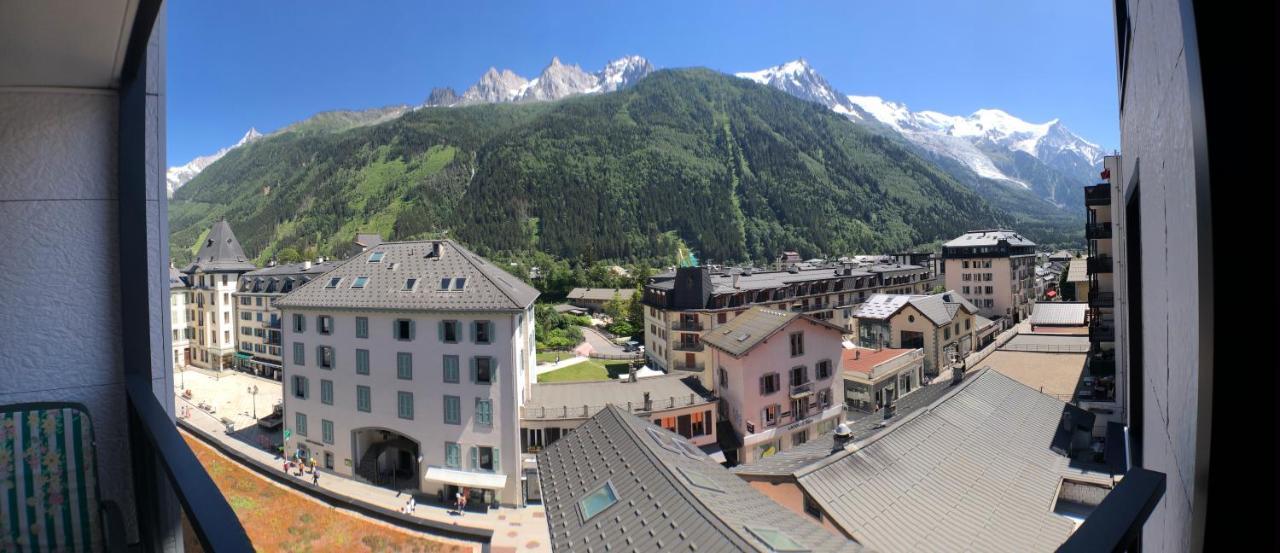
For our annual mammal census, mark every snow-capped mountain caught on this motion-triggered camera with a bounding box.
[739,59,1105,208]
[165,128,262,197]
[424,55,655,107]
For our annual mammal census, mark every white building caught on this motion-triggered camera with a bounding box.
[276,239,539,509]
[169,263,192,369]
[182,219,257,370]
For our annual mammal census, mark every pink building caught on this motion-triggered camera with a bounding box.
[702,306,846,465]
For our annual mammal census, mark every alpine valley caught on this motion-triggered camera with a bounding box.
[169,56,1099,266]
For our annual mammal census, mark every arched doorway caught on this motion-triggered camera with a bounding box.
[351,428,421,490]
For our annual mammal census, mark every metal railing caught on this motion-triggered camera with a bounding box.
[670,319,704,331]
[1057,468,1165,553]
[1087,256,1114,274]
[997,343,1092,353]
[672,361,705,372]
[589,351,643,360]
[789,382,813,397]
[520,394,714,420]
[672,341,705,352]
[1085,222,1113,240]
[1084,183,1111,206]
[1089,290,1115,308]
[125,374,252,551]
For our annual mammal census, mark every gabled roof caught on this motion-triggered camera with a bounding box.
[182,219,256,274]
[566,287,635,301]
[1066,258,1089,283]
[239,260,340,295]
[853,291,978,327]
[537,405,862,553]
[701,306,845,358]
[274,239,539,312]
[794,370,1109,553]
[168,265,188,289]
[1030,302,1089,326]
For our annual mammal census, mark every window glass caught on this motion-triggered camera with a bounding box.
[356,385,371,412]
[578,482,619,521]
[397,352,413,380]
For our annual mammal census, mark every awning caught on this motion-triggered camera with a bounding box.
[423,466,508,490]
[235,352,252,359]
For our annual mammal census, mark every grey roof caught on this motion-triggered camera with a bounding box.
[537,405,863,553]
[1065,258,1089,283]
[238,260,340,295]
[354,233,383,249]
[523,374,714,420]
[1029,302,1089,326]
[942,229,1037,248]
[168,265,189,289]
[853,291,978,327]
[566,287,635,301]
[794,370,1109,553]
[648,265,880,293]
[1048,249,1076,260]
[732,373,970,478]
[701,306,844,357]
[1001,333,1091,352]
[274,239,540,312]
[182,219,256,274]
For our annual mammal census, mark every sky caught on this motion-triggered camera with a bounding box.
[168,0,1119,164]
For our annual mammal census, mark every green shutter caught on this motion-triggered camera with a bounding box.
[469,446,477,469]
[489,358,497,383]
[469,357,477,383]
[493,448,500,472]
[438,321,444,342]
[410,320,416,341]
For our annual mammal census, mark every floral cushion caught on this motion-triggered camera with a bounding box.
[0,404,104,552]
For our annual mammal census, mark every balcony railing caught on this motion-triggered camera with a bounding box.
[789,381,813,398]
[1085,222,1113,240]
[670,319,704,331]
[125,374,252,551]
[1057,468,1165,553]
[1089,289,1115,308]
[1089,322,1116,343]
[1084,183,1111,206]
[672,341,705,352]
[519,393,713,420]
[1087,256,1114,274]
[672,361,705,372]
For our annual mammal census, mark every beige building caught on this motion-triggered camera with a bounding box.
[564,287,634,312]
[941,229,1037,323]
[641,262,934,388]
[233,259,337,381]
[182,219,257,370]
[841,346,924,413]
[276,239,539,508]
[852,291,979,378]
[1081,155,1119,422]
[169,264,193,370]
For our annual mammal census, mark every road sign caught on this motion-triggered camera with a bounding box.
[283,429,291,441]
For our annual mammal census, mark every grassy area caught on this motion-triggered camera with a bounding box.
[181,433,469,553]
[537,359,633,383]
[536,350,575,364]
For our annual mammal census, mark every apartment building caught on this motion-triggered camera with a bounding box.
[233,259,338,381]
[701,307,846,465]
[841,346,924,413]
[941,229,1037,323]
[182,219,257,370]
[276,239,539,508]
[1076,157,1120,427]
[852,291,979,378]
[169,264,192,369]
[641,262,933,387]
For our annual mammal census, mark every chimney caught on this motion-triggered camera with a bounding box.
[430,241,443,259]
[855,350,861,360]
[643,392,652,412]
[628,362,637,383]
[951,364,966,385]
[732,271,740,289]
[882,394,895,420]
[831,423,853,453]
[302,260,312,270]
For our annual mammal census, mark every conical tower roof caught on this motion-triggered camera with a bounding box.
[183,219,256,274]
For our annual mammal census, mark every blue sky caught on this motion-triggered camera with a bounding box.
[168,0,1118,164]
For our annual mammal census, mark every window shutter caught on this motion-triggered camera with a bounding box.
[486,321,494,343]
[490,358,498,383]
[410,320,416,341]
[493,448,500,473]
[470,357,477,383]
[438,321,444,342]
[303,377,309,399]
[469,446,477,469]
[759,377,766,396]
[290,377,297,397]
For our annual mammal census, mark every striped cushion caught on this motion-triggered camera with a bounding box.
[0,405,104,552]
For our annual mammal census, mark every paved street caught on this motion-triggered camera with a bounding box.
[581,326,629,356]
[176,369,551,553]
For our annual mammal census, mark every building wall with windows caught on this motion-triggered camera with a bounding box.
[233,260,337,381]
[170,266,192,370]
[281,307,533,506]
[188,271,243,369]
[705,314,845,466]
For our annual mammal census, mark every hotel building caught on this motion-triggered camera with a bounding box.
[941,229,1037,323]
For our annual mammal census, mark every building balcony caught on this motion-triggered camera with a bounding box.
[789,381,813,398]
[1087,256,1114,274]
[1085,222,1113,240]
[672,361,705,372]
[1057,468,1165,553]
[1089,289,1115,308]
[1084,183,1111,206]
[672,341,704,352]
[670,319,704,331]
[1089,321,1116,343]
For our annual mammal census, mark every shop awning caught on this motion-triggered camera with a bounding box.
[234,352,251,359]
[422,467,508,490]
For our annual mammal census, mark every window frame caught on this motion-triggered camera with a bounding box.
[397,391,414,420]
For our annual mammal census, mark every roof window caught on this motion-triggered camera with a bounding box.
[368,252,384,263]
[325,277,341,289]
[577,481,618,522]
[351,276,369,289]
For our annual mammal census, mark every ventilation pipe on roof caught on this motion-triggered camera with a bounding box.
[732,271,740,289]
[430,241,443,259]
[302,261,312,270]
[831,423,853,453]
[643,392,652,412]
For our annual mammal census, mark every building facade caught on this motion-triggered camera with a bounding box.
[642,262,934,388]
[941,229,1037,323]
[276,239,539,508]
[564,287,634,312]
[233,259,337,381]
[841,346,924,413]
[169,264,192,370]
[701,307,846,465]
[182,220,257,370]
[852,291,979,378]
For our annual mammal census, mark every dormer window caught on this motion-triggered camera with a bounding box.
[368,252,384,263]
[453,277,466,290]
[351,276,369,289]
[325,277,341,289]
[403,278,417,291]
[439,278,452,290]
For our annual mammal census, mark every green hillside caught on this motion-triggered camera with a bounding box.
[170,68,1027,266]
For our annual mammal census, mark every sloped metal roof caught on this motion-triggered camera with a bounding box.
[566,287,635,301]
[536,405,863,553]
[524,374,714,419]
[701,306,845,358]
[942,229,1037,248]
[275,239,539,311]
[1029,302,1089,326]
[182,219,256,274]
[853,292,978,327]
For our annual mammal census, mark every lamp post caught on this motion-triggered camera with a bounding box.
[248,385,259,419]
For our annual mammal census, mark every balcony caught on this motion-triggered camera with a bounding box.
[1089,321,1116,343]
[1089,289,1115,308]
[670,319,704,331]
[789,381,813,398]
[1087,255,1114,274]
[1084,183,1111,206]
[672,341,705,352]
[1085,222,1113,240]
[1057,468,1165,553]
[672,361,705,372]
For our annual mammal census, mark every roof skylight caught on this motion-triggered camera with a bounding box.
[403,278,417,291]
[439,277,452,290]
[453,277,467,290]
[677,466,723,493]
[368,252,384,263]
[351,276,369,289]
[325,277,341,289]
[577,481,618,522]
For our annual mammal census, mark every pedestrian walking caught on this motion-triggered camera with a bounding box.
[283,460,289,474]
[408,496,415,512]
[454,491,462,513]
[312,470,319,486]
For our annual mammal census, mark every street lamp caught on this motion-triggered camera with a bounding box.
[248,385,259,419]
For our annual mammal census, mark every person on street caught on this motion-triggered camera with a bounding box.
[312,470,319,486]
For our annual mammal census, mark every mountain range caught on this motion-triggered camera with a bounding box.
[166,128,262,197]
[424,55,655,107]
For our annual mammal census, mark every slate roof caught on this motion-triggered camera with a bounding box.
[942,229,1037,248]
[731,371,974,478]
[647,265,881,293]
[523,374,714,420]
[238,260,340,295]
[700,306,844,358]
[182,219,256,274]
[168,265,188,289]
[566,288,636,302]
[275,239,540,312]
[853,291,978,327]
[1030,302,1089,326]
[793,370,1111,553]
[536,405,863,553]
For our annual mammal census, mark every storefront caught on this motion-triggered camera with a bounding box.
[422,467,508,512]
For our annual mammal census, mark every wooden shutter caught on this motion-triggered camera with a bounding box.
[489,358,497,383]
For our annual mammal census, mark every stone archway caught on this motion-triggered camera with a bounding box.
[351,427,421,490]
